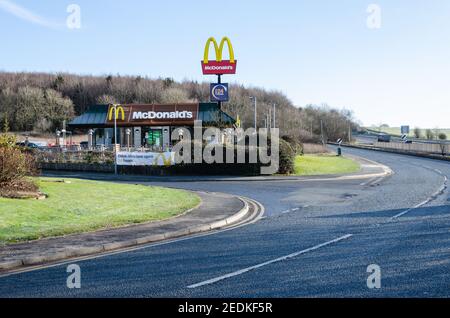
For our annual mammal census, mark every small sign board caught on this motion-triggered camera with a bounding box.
[202,61,237,75]
[210,83,229,102]
[401,125,410,134]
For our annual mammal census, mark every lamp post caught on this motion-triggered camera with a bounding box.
[273,103,276,128]
[250,96,257,130]
[126,128,131,151]
[88,129,94,150]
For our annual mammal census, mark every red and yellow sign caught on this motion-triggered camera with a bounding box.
[105,104,199,126]
[201,37,237,75]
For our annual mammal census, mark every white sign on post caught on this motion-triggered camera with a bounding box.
[117,151,175,166]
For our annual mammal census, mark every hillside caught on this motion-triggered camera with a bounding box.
[0,72,358,142]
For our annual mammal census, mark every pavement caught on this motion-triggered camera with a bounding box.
[0,191,260,272]
[1,146,449,297]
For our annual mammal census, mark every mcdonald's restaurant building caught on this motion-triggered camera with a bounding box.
[69,102,236,151]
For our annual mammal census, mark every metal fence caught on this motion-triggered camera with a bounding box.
[34,146,167,164]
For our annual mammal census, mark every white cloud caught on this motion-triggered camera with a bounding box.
[0,0,61,28]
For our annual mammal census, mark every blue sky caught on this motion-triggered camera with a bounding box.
[1,0,449,128]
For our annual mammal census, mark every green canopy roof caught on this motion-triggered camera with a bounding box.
[69,103,236,128]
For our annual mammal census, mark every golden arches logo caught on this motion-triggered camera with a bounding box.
[203,37,235,64]
[154,153,173,166]
[235,114,241,128]
[108,105,125,121]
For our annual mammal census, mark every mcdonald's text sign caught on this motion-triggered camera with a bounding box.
[201,37,237,75]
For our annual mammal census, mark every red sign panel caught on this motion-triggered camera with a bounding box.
[105,104,199,126]
[201,60,237,75]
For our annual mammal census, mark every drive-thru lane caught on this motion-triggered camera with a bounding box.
[0,147,449,297]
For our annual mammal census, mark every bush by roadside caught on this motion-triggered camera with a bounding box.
[278,139,295,174]
[281,135,303,155]
[0,133,38,198]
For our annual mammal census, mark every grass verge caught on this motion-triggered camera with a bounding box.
[294,154,360,176]
[0,178,200,243]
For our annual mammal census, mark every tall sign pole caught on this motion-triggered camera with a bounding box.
[217,74,222,109]
[202,37,237,116]
[114,104,118,175]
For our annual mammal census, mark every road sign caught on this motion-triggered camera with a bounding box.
[401,134,409,143]
[210,83,229,102]
[202,37,237,75]
[337,138,343,145]
[401,125,410,134]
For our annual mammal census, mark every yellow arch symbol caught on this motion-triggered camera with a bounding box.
[108,105,125,121]
[154,153,173,166]
[218,37,235,64]
[203,37,235,64]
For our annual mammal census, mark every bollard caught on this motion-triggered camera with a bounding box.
[337,147,342,156]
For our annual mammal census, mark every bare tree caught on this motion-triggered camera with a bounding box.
[413,127,422,139]
[0,71,360,139]
[425,129,435,140]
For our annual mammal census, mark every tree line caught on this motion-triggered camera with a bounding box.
[0,72,359,142]
[413,127,447,140]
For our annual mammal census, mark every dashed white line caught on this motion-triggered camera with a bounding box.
[187,234,353,289]
[390,173,448,220]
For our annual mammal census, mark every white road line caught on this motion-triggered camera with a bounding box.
[368,177,385,186]
[187,234,353,289]
[360,177,376,186]
[390,199,431,219]
[390,174,448,220]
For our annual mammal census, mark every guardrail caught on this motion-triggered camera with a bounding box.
[330,142,450,162]
[370,141,447,155]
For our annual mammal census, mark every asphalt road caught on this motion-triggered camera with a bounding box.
[1,147,449,297]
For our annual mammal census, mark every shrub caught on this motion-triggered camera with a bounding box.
[278,139,295,174]
[281,135,304,155]
[0,133,38,194]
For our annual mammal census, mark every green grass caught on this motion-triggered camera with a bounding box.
[294,154,360,176]
[366,126,450,139]
[0,178,200,243]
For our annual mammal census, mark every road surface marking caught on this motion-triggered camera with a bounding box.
[360,177,377,186]
[187,234,353,289]
[390,172,447,220]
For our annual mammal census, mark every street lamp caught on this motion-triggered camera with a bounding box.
[272,103,276,128]
[126,128,131,151]
[249,96,257,130]
[88,129,94,150]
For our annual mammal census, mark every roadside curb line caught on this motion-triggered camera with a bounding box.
[43,170,392,183]
[0,196,252,272]
[344,153,394,177]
